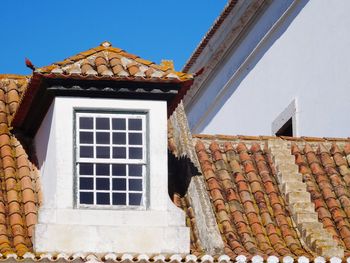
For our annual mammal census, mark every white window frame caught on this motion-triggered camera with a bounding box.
[74,111,148,209]
[272,99,298,136]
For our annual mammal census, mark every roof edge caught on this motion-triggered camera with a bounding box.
[193,134,350,143]
[0,74,30,80]
[182,0,239,72]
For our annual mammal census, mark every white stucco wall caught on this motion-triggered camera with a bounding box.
[186,0,350,137]
[33,97,189,254]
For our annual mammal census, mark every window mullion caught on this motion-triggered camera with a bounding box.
[77,112,146,208]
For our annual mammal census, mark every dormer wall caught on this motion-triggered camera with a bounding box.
[32,96,189,254]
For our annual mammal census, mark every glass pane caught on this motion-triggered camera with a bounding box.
[80,192,93,204]
[112,118,126,130]
[80,163,93,175]
[129,147,142,159]
[128,119,142,130]
[112,178,126,190]
[80,146,93,158]
[113,147,126,159]
[96,164,110,176]
[96,132,110,144]
[96,146,110,158]
[80,178,93,190]
[129,133,142,145]
[96,178,110,190]
[129,193,142,206]
[80,132,93,144]
[112,164,126,176]
[96,192,110,205]
[112,132,126,144]
[129,179,142,191]
[79,117,93,129]
[96,118,110,130]
[129,164,142,177]
[113,193,126,205]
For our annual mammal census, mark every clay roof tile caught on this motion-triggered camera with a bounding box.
[331,143,342,154]
[193,137,311,257]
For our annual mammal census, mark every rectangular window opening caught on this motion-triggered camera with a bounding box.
[275,118,293,137]
[75,112,146,208]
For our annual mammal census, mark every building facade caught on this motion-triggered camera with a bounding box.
[183,0,350,137]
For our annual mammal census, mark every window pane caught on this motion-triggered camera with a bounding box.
[80,178,93,190]
[128,119,142,130]
[96,118,110,130]
[96,146,110,158]
[96,164,110,176]
[79,117,93,129]
[80,163,93,175]
[112,132,126,144]
[129,179,142,191]
[112,178,126,190]
[96,178,110,190]
[80,192,93,204]
[96,132,110,144]
[129,147,142,159]
[129,193,142,206]
[80,146,93,158]
[129,133,142,145]
[112,164,126,176]
[80,132,93,144]
[96,193,110,205]
[112,118,126,130]
[113,147,126,159]
[129,164,142,177]
[113,193,126,205]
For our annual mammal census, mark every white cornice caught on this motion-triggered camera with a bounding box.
[183,0,269,109]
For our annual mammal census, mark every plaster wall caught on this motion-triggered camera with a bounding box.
[33,97,189,254]
[186,0,350,137]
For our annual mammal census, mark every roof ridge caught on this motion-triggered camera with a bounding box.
[193,134,350,142]
[34,41,193,81]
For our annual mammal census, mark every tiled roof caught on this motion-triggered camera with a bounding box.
[0,75,41,256]
[1,74,350,261]
[291,142,350,256]
[193,136,311,259]
[36,41,193,83]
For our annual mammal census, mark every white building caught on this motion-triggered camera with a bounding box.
[183,0,350,137]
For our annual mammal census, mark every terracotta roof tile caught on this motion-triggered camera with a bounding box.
[37,41,193,83]
[0,76,41,255]
[193,138,311,258]
[172,194,204,256]
[292,142,350,254]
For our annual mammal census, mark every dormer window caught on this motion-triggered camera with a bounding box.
[12,41,193,254]
[75,112,146,207]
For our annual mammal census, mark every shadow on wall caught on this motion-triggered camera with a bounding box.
[168,150,201,199]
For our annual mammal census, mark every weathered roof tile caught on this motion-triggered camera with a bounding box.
[193,138,311,258]
[0,76,40,255]
[36,41,193,82]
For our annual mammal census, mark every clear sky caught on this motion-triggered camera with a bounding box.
[1,0,227,75]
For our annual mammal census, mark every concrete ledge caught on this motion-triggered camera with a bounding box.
[282,181,306,193]
[286,191,311,204]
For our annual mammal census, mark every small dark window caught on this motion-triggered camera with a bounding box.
[275,118,293,137]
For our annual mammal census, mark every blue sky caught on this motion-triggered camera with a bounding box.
[1,0,227,75]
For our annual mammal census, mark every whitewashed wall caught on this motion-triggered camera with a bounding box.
[33,97,189,254]
[186,0,350,137]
